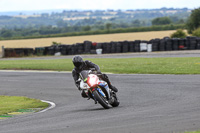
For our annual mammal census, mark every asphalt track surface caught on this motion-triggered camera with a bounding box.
[0,71,200,133]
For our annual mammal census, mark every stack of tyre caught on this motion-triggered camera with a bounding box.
[23,48,34,56]
[47,46,55,55]
[4,48,34,57]
[97,40,146,53]
[149,39,160,51]
[35,47,45,55]
[172,38,179,50]
[83,41,92,54]
[4,48,16,57]
[164,38,173,51]
[31,36,200,57]
[121,41,129,53]
[178,39,186,50]
[76,43,84,54]
[129,41,135,52]
[160,39,166,51]
[102,42,112,54]
[60,45,69,55]
[110,42,117,53]
[186,36,197,50]
[134,40,141,52]
[197,37,200,49]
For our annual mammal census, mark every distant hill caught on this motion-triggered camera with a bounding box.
[0,7,191,16]
[0,9,64,16]
[0,8,191,29]
[0,8,190,39]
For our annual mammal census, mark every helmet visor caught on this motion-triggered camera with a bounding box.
[73,62,83,68]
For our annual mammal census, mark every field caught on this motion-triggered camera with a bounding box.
[0,30,176,54]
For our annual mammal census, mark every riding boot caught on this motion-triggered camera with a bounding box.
[106,79,118,92]
[108,83,118,92]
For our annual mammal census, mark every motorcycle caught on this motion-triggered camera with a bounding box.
[77,69,119,109]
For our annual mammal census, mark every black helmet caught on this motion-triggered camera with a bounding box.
[72,55,84,68]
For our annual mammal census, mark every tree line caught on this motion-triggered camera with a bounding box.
[0,16,186,39]
[0,24,185,40]
[0,7,200,39]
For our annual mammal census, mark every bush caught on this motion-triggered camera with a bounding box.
[192,27,200,37]
[170,29,187,38]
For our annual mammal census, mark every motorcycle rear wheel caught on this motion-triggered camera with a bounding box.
[93,90,110,109]
[110,92,120,107]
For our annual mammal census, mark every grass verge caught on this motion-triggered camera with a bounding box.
[0,95,49,115]
[0,57,200,74]
[185,131,200,133]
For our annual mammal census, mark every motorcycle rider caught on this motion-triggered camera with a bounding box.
[72,55,118,98]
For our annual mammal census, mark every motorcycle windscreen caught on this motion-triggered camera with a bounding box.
[80,70,89,81]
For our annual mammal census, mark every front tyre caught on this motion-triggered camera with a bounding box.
[93,90,110,109]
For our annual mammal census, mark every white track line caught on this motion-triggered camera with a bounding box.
[39,100,56,113]
[0,70,113,74]
[0,70,71,73]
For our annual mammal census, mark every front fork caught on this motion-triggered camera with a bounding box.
[90,83,111,103]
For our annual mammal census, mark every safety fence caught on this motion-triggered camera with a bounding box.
[3,36,200,57]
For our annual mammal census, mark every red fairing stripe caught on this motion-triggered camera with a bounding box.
[87,74,98,88]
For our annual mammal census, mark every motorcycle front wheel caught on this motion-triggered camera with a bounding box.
[93,90,110,109]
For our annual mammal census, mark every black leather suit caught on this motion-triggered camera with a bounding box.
[72,60,111,89]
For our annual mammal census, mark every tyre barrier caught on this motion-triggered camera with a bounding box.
[4,48,34,57]
[3,36,200,57]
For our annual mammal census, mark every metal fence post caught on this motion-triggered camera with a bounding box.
[2,46,5,58]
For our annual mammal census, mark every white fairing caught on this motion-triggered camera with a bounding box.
[79,77,111,99]
[80,80,89,93]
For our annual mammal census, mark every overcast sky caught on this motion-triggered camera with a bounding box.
[0,0,199,12]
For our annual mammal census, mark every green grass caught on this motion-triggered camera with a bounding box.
[0,96,49,115]
[0,57,200,74]
[185,131,200,133]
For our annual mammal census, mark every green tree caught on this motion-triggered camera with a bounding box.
[132,20,140,27]
[56,20,68,27]
[0,29,13,38]
[105,23,112,32]
[170,29,187,38]
[192,27,200,37]
[152,17,172,25]
[82,25,91,31]
[186,7,200,33]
